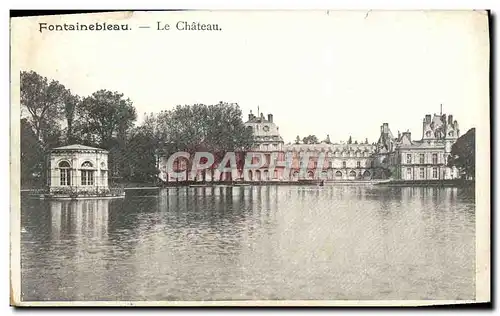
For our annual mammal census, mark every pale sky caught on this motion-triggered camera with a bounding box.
[11,10,489,144]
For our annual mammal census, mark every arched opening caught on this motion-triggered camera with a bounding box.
[335,171,342,180]
[248,170,253,181]
[274,169,278,179]
[263,170,269,181]
[307,171,314,179]
[255,170,261,181]
[292,171,299,180]
[349,170,356,180]
[58,161,71,186]
[219,171,232,182]
[363,170,371,180]
[80,161,94,186]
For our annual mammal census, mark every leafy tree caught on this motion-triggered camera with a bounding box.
[76,90,137,146]
[164,102,253,155]
[63,92,80,144]
[295,135,301,144]
[448,128,475,179]
[20,118,45,186]
[302,135,319,144]
[20,71,69,147]
[324,134,331,144]
[123,127,160,182]
[75,90,137,180]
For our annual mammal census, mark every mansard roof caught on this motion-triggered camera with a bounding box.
[284,143,376,152]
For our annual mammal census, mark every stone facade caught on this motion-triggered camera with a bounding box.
[157,110,461,183]
[48,144,109,193]
[390,113,460,180]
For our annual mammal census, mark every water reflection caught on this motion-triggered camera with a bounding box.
[21,186,475,301]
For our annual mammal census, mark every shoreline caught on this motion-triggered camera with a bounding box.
[21,179,475,192]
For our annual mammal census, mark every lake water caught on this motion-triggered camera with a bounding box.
[20,185,476,301]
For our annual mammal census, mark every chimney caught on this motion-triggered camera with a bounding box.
[383,123,389,133]
[402,131,411,142]
[268,113,273,123]
[448,115,453,124]
[248,111,253,121]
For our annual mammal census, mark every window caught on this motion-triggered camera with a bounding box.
[432,153,438,164]
[342,161,346,168]
[356,161,361,168]
[432,167,438,179]
[426,131,431,137]
[81,170,94,185]
[81,161,93,168]
[101,171,106,185]
[58,161,71,186]
[81,161,94,186]
[419,154,425,164]
[419,168,425,179]
[60,169,71,186]
[406,154,412,164]
[407,168,412,176]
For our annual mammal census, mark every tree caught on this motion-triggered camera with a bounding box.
[123,126,160,182]
[448,128,475,179]
[324,134,331,144]
[63,92,80,144]
[20,118,45,186]
[20,71,70,147]
[295,135,301,144]
[302,135,319,144]
[76,90,137,180]
[76,90,137,146]
[129,102,253,182]
[347,136,352,144]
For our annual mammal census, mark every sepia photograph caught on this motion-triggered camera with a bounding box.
[9,10,490,306]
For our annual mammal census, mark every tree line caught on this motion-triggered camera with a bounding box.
[20,71,253,187]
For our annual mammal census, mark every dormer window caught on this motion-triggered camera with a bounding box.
[448,132,454,136]
[263,125,270,132]
[426,131,432,137]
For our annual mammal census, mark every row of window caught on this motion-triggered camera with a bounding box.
[260,144,280,150]
[59,161,104,168]
[406,153,440,164]
[406,167,439,179]
[60,170,105,186]
[300,161,372,168]
[297,151,371,158]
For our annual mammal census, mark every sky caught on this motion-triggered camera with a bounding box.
[11,10,489,144]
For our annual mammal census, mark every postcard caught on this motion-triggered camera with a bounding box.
[10,10,490,306]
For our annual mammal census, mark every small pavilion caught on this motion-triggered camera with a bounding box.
[48,144,109,194]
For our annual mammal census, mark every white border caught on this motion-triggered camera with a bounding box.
[4,1,496,314]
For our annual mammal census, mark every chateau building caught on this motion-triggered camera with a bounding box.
[284,143,377,181]
[243,111,285,181]
[47,144,110,193]
[390,113,460,180]
[157,108,461,183]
